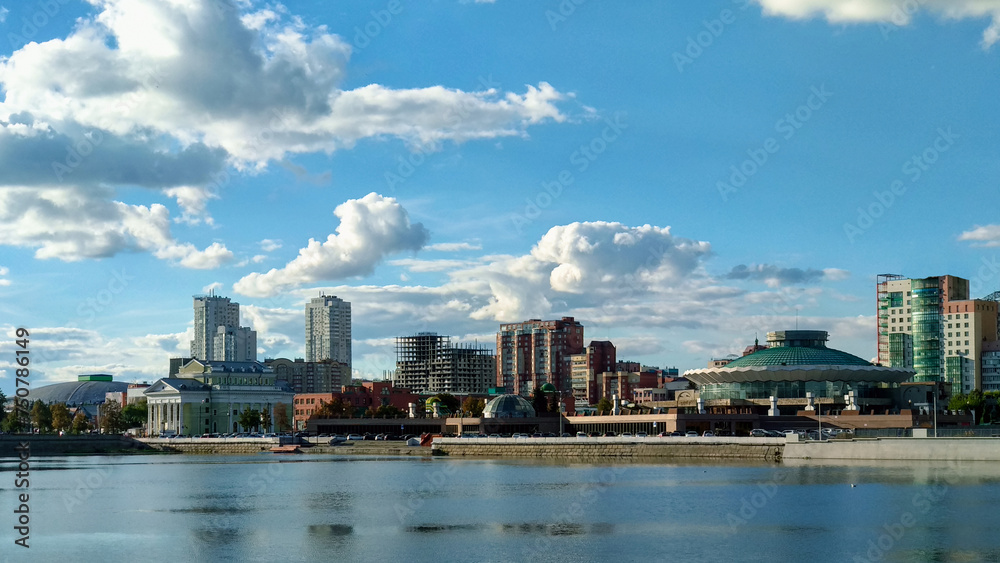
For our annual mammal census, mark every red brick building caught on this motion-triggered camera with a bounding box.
[496,317,585,396]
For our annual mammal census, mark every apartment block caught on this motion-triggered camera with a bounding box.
[191,293,257,362]
[569,341,616,405]
[394,333,495,394]
[265,358,351,394]
[496,317,585,396]
[305,295,352,368]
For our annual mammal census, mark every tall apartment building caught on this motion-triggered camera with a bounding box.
[265,358,351,394]
[191,293,257,362]
[393,333,495,394]
[877,274,999,392]
[569,341,617,405]
[496,317,585,396]
[305,295,352,369]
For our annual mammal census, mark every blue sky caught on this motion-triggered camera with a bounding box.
[3,0,1000,395]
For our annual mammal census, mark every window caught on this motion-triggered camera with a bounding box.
[965,323,970,328]
[965,314,969,319]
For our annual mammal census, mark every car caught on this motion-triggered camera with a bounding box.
[750,429,768,437]
[560,433,572,437]
[635,432,647,438]
[603,431,617,437]
[670,431,683,437]
[620,432,633,438]
[576,432,588,438]
[588,432,601,437]
[489,434,501,438]
[375,433,388,440]
[346,434,364,441]
[685,431,698,437]
[703,431,715,437]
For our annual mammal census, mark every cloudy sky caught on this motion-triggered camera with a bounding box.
[2,0,1000,394]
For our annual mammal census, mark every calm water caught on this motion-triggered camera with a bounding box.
[3,453,1000,562]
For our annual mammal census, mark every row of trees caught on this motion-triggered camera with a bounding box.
[947,390,1000,424]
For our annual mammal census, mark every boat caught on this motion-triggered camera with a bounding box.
[269,445,302,454]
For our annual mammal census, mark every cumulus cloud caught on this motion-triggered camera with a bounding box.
[752,0,1000,48]
[260,239,283,252]
[959,224,1000,247]
[234,193,430,296]
[0,186,232,266]
[164,186,218,225]
[726,263,849,287]
[0,266,9,287]
[0,0,571,167]
[426,242,482,252]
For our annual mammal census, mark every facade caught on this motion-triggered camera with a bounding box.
[982,340,1000,392]
[191,293,257,362]
[877,274,999,391]
[265,357,350,394]
[496,317,585,396]
[292,383,420,429]
[601,370,659,403]
[685,330,915,415]
[393,333,495,394]
[305,295,352,367]
[569,341,617,405]
[145,359,294,436]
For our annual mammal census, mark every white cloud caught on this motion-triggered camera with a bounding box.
[234,193,430,296]
[426,242,482,252]
[959,224,1000,247]
[0,0,572,167]
[259,239,283,252]
[752,0,1000,47]
[154,242,234,269]
[0,7,8,24]
[725,263,850,287]
[164,186,218,225]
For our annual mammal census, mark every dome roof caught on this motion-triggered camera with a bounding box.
[539,383,557,392]
[723,346,872,368]
[28,380,130,406]
[482,394,536,419]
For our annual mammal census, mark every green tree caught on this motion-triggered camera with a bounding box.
[30,400,52,433]
[375,404,405,418]
[100,400,126,434]
[274,403,291,432]
[461,397,485,417]
[261,408,272,431]
[2,410,25,433]
[596,396,613,416]
[311,397,347,419]
[50,403,72,433]
[532,387,549,415]
[238,407,260,431]
[70,410,90,434]
[948,393,967,412]
[121,400,147,429]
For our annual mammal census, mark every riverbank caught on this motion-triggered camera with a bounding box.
[784,436,1000,461]
[432,436,785,461]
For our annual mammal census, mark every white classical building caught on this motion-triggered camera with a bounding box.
[145,360,294,436]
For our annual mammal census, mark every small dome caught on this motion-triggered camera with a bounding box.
[482,394,536,419]
[425,397,441,407]
[539,383,557,393]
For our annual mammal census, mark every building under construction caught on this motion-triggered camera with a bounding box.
[393,333,495,395]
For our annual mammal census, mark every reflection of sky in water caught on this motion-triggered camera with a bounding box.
[6,455,1000,562]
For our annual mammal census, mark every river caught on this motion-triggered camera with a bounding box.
[2,453,999,562]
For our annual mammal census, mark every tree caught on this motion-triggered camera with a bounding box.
[70,410,90,434]
[121,400,147,429]
[532,387,549,415]
[2,411,25,433]
[237,407,260,431]
[948,393,967,412]
[273,403,291,432]
[461,397,485,417]
[547,392,559,414]
[30,400,52,433]
[596,397,613,416]
[375,404,405,418]
[0,389,6,428]
[311,398,347,419]
[261,408,272,431]
[51,403,72,433]
[100,400,126,434]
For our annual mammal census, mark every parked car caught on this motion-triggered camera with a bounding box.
[489,434,501,438]
[702,431,715,437]
[750,429,769,437]
[635,432,647,438]
[346,434,364,441]
[685,431,698,437]
[576,431,588,438]
[620,432,633,438]
[560,433,572,437]
[603,431,617,437]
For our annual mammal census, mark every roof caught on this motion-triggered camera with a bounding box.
[482,394,536,418]
[28,380,130,406]
[724,346,872,368]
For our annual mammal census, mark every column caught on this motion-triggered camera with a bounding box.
[178,400,185,436]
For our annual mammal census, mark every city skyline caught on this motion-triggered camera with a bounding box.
[4,1,1000,396]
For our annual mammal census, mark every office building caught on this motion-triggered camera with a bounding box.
[394,333,495,394]
[877,274,998,391]
[496,317,585,396]
[265,357,351,394]
[305,295,352,368]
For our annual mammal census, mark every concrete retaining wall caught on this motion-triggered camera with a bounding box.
[785,437,1000,461]
[0,435,154,457]
[433,437,783,461]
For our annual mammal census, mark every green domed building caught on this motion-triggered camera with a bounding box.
[684,330,915,415]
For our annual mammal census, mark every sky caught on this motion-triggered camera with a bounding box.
[2,0,1000,395]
